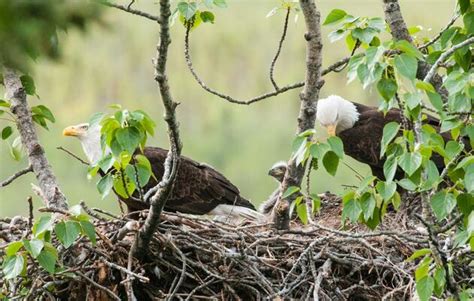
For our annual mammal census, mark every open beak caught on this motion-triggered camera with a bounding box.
[63,126,79,137]
[326,124,337,137]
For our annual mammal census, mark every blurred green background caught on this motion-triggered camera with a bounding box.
[0,0,455,216]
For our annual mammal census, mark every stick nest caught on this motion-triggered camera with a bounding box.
[0,194,440,300]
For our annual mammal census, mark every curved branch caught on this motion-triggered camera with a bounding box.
[132,0,182,259]
[98,0,161,23]
[0,165,33,188]
[269,7,291,90]
[419,12,460,50]
[424,36,474,82]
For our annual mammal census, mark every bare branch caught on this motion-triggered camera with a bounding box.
[132,0,182,259]
[3,68,68,210]
[75,271,121,301]
[57,146,89,165]
[419,12,460,50]
[273,0,324,230]
[269,7,291,90]
[424,36,474,83]
[98,0,160,23]
[0,165,33,187]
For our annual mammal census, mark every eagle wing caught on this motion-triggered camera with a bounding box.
[134,147,255,214]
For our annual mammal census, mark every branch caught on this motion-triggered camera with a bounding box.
[269,7,291,90]
[419,12,460,50]
[381,0,449,102]
[2,68,68,211]
[0,165,33,187]
[273,0,324,230]
[57,146,89,165]
[132,0,182,259]
[98,0,160,23]
[184,20,348,105]
[424,36,474,82]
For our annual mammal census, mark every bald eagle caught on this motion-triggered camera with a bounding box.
[63,123,260,220]
[316,95,465,180]
[259,161,287,214]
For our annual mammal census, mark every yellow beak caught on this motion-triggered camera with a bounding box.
[63,126,79,137]
[326,124,337,137]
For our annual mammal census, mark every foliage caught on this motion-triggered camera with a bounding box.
[0,0,101,72]
[171,0,228,29]
[2,205,95,280]
[87,106,156,200]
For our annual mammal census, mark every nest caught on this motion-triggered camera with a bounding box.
[1,194,433,300]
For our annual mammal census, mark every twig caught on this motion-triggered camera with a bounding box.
[313,259,332,301]
[27,197,33,232]
[424,37,474,83]
[419,12,460,50]
[100,259,149,282]
[269,7,291,90]
[75,271,121,301]
[57,146,89,165]
[0,165,33,187]
[98,0,160,23]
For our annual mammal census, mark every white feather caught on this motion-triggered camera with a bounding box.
[316,95,360,133]
[207,204,264,222]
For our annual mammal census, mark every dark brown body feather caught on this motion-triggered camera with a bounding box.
[338,103,458,180]
[118,147,255,213]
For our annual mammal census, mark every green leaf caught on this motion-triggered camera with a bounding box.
[431,191,457,220]
[97,154,114,172]
[407,248,431,261]
[381,122,400,157]
[416,276,434,301]
[80,220,96,245]
[1,126,13,140]
[445,140,462,161]
[376,181,397,201]
[113,173,136,198]
[351,27,378,44]
[54,221,81,248]
[433,266,446,297]
[342,199,362,223]
[398,152,422,176]
[323,9,347,25]
[31,105,55,123]
[296,203,308,225]
[459,0,471,14]
[427,92,443,112]
[115,127,141,154]
[2,255,25,279]
[415,80,435,93]
[415,257,432,280]
[23,239,44,258]
[213,0,227,8]
[33,215,53,237]
[322,151,339,176]
[310,143,330,159]
[20,75,36,95]
[377,78,398,101]
[465,164,474,193]
[394,53,418,80]
[37,243,57,274]
[393,40,423,59]
[398,178,417,191]
[463,11,474,34]
[383,155,398,182]
[178,2,198,20]
[311,194,321,214]
[97,174,113,199]
[200,11,215,23]
[5,241,24,256]
[360,193,376,220]
[282,186,300,199]
[327,136,344,159]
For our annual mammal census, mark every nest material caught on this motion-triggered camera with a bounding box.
[1,194,433,300]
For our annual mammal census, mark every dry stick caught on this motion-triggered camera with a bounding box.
[313,259,332,301]
[3,68,68,211]
[98,0,160,23]
[273,0,324,230]
[0,165,33,187]
[75,271,121,301]
[424,36,474,83]
[269,7,291,90]
[57,146,89,165]
[132,0,182,260]
[100,259,149,283]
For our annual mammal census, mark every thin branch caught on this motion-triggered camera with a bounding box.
[75,271,121,301]
[0,165,33,187]
[184,19,349,105]
[313,259,332,301]
[424,36,474,83]
[419,12,460,50]
[132,0,182,259]
[57,146,89,165]
[100,259,149,283]
[269,7,291,90]
[98,0,160,23]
